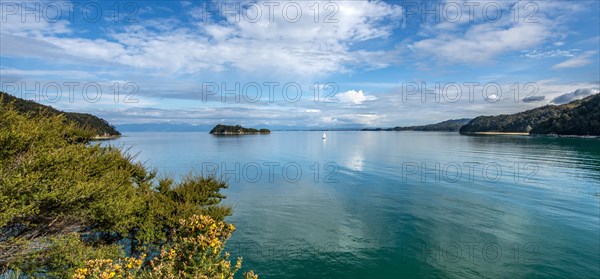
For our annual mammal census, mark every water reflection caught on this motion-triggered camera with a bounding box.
[104,132,600,278]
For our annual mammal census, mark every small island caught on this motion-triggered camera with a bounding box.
[209,124,271,135]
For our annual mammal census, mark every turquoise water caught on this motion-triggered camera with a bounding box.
[105,131,600,278]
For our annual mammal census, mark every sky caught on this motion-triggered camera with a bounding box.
[1,0,599,129]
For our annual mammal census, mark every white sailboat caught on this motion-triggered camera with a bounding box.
[322,132,327,139]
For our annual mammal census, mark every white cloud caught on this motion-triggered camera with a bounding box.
[1,0,404,77]
[336,90,376,105]
[552,51,596,69]
[413,22,549,63]
[484,94,500,102]
[551,88,599,104]
[0,6,72,36]
[410,1,584,64]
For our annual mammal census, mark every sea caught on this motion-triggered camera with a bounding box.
[103,131,600,279]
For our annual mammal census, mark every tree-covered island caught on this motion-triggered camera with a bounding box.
[209,124,271,135]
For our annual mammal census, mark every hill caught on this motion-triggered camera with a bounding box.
[530,94,600,135]
[362,118,471,132]
[460,94,600,135]
[209,124,271,135]
[0,92,120,137]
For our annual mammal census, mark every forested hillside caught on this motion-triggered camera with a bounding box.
[363,118,472,132]
[0,92,120,136]
[460,94,599,135]
[530,94,600,135]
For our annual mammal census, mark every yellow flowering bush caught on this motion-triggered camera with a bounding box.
[71,215,257,279]
[72,256,144,279]
[148,215,240,279]
[1,101,235,276]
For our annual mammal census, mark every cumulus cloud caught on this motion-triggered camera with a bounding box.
[551,88,599,104]
[552,51,597,69]
[484,94,501,102]
[336,90,377,105]
[1,0,404,77]
[413,23,549,63]
[522,95,546,103]
[0,4,72,36]
[410,1,585,64]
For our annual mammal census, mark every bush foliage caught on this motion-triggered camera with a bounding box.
[72,215,258,279]
[0,100,254,278]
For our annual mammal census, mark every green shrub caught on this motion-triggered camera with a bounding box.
[0,100,255,278]
[72,215,257,279]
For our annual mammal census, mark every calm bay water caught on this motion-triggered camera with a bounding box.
[104,131,600,278]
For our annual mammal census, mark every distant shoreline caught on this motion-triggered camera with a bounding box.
[464,132,599,138]
[471,132,530,136]
[532,134,600,139]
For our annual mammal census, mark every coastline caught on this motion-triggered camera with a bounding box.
[464,132,599,138]
[471,132,530,136]
[91,135,121,141]
[531,134,600,139]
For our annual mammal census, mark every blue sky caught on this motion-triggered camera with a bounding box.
[1,0,599,129]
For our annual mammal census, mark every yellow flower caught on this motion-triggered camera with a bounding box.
[168,249,176,260]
